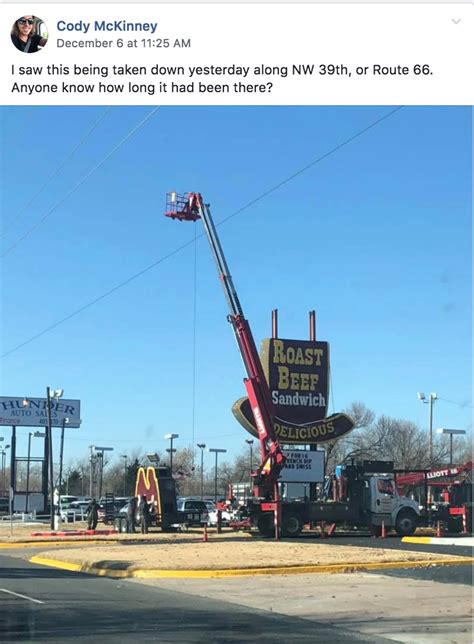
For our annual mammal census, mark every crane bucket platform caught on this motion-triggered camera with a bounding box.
[165,192,202,222]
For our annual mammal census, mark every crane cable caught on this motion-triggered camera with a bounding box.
[191,221,198,451]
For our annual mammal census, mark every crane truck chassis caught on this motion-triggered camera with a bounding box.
[235,459,421,537]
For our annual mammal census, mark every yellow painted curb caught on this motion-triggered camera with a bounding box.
[30,555,474,579]
[402,537,434,544]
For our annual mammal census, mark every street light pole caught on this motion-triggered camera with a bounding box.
[98,453,104,499]
[121,455,128,495]
[245,438,254,486]
[417,392,438,465]
[1,446,10,498]
[58,417,69,516]
[89,445,95,498]
[436,428,466,466]
[26,432,32,513]
[46,387,54,529]
[46,388,64,529]
[208,448,227,503]
[197,444,206,499]
[94,446,114,500]
[164,434,179,475]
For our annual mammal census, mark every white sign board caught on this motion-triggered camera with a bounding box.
[280,450,325,483]
[0,397,81,428]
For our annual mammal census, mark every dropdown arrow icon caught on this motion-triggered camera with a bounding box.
[452,18,461,24]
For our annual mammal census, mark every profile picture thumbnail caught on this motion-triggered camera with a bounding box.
[11,15,48,53]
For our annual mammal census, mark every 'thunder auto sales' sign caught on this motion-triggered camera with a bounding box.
[0,397,81,428]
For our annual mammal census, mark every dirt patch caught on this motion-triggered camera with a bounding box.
[35,534,460,571]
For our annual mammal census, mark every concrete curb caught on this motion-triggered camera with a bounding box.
[402,536,474,546]
[0,540,115,549]
[30,554,474,579]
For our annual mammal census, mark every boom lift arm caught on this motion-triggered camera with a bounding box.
[165,192,286,504]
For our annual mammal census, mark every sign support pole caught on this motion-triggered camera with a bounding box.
[308,311,318,504]
[10,426,16,512]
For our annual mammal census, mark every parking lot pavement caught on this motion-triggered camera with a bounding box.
[132,569,473,644]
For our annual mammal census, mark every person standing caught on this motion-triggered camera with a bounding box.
[11,16,47,53]
[139,495,150,534]
[87,498,99,530]
[127,496,138,533]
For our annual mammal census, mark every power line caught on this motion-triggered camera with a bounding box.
[1,238,195,357]
[1,108,112,239]
[216,106,404,226]
[438,397,473,409]
[1,107,160,258]
[1,106,403,358]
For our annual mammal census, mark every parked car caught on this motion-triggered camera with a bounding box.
[68,501,90,520]
[176,498,209,526]
[98,498,130,523]
[60,495,79,504]
[204,501,235,527]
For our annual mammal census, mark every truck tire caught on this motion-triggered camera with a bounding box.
[113,517,121,532]
[395,511,417,536]
[282,513,303,537]
[257,513,274,537]
[120,518,128,533]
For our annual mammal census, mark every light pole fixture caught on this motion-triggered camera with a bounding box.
[46,387,63,529]
[197,443,206,499]
[436,428,466,466]
[417,392,438,465]
[25,430,45,513]
[121,454,128,495]
[208,448,227,503]
[164,434,179,474]
[245,438,254,484]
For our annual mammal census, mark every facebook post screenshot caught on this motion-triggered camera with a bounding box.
[0,1,472,642]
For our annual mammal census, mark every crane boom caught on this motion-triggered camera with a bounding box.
[165,192,286,506]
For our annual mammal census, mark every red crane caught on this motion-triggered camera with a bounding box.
[165,192,286,535]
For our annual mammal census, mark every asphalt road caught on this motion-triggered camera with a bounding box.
[0,552,389,643]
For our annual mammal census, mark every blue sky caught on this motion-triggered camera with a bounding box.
[1,106,472,471]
